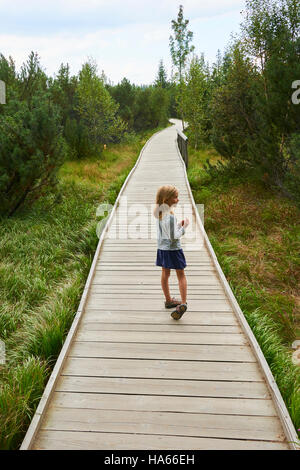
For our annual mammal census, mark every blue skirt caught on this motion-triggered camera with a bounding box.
[156,249,187,270]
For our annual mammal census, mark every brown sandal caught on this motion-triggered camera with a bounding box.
[165,297,181,309]
[171,303,187,320]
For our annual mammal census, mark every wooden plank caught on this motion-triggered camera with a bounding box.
[104,234,205,241]
[101,249,207,255]
[42,407,286,442]
[82,310,239,325]
[100,243,205,249]
[98,259,213,265]
[91,281,222,289]
[32,430,289,450]
[101,240,176,244]
[69,341,256,362]
[95,266,216,272]
[49,391,278,417]
[88,285,224,293]
[85,297,233,312]
[87,292,227,300]
[88,292,227,300]
[127,171,184,174]
[121,192,189,197]
[126,180,184,184]
[88,285,222,291]
[98,246,206,251]
[98,255,211,262]
[99,251,208,257]
[56,375,269,399]
[79,323,240,333]
[101,244,158,248]
[75,330,248,346]
[92,274,221,285]
[118,198,190,202]
[90,281,218,287]
[122,192,188,197]
[100,246,206,252]
[96,268,215,274]
[61,357,264,381]
[90,284,221,291]
[99,244,205,250]
[100,241,201,246]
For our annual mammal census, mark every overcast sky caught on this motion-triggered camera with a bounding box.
[0,0,246,85]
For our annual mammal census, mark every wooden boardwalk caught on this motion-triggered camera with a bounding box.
[21,120,298,450]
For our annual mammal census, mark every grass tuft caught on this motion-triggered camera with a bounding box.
[189,145,300,436]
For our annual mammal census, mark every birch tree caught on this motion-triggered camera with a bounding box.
[169,4,194,128]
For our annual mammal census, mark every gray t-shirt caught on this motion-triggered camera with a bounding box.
[156,213,185,251]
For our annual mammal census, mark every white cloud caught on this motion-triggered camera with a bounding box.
[0,0,245,84]
[0,0,246,30]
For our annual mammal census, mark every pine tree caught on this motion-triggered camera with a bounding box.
[241,0,300,197]
[49,63,79,157]
[154,60,169,88]
[109,78,136,130]
[0,74,66,215]
[75,60,127,152]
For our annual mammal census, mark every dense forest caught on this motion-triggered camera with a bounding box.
[171,0,300,207]
[0,52,176,217]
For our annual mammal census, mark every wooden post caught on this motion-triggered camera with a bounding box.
[0,80,6,104]
[177,128,188,169]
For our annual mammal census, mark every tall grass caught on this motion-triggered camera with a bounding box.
[0,358,48,450]
[188,148,300,435]
[0,127,162,449]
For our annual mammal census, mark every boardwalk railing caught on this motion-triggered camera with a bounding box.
[0,80,6,105]
[176,128,188,169]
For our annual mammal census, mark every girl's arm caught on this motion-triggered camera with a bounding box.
[170,214,185,240]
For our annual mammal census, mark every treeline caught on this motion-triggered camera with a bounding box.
[175,0,300,204]
[106,62,178,132]
[0,54,174,217]
[1,0,299,217]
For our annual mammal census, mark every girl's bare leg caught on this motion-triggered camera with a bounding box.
[161,267,172,302]
[176,269,187,304]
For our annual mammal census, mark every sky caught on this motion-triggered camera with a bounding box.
[0,0,246,85]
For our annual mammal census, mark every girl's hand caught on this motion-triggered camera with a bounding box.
[182,218,189,228]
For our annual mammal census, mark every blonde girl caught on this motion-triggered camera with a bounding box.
[153,185,189,320]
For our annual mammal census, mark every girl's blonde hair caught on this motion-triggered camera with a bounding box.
[153,185,178,220]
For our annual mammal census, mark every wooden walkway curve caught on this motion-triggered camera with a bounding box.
[21,120,298,450]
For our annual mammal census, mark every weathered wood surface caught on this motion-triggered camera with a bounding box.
[21,120,298,450]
